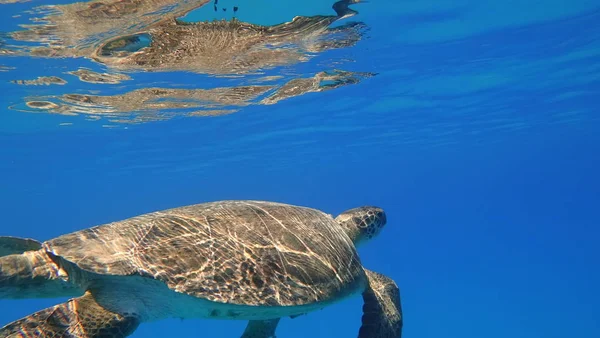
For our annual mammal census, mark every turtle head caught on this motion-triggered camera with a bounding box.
[334,206,387,246]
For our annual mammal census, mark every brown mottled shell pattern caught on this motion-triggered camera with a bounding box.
[44,201,366,307]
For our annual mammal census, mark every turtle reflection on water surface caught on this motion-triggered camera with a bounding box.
[93,0,365,74]
[9,0,366,75]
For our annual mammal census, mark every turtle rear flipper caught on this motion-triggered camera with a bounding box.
[0,291,140,338]
[359,269,403,338]
[0,236,42,257]
[0,250,80,299]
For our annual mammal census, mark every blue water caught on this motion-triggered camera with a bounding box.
[1,0,599,337]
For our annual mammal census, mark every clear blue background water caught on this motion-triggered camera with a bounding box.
[1,0,599,337]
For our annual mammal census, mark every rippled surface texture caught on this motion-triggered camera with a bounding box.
[1,0,599,337]
[2,0,373,124]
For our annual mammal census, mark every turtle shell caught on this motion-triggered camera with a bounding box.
[43,201,366,307]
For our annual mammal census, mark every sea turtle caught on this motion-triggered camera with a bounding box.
[0,200,402,337]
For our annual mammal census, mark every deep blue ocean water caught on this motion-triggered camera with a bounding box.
[0,0,599,337]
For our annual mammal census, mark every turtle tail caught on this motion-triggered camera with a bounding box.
[0,249,81,299]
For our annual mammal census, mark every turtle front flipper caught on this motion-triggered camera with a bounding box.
[241,318,280,338]
[0,236,42,257]
[0,291,140,338]
[359,269,403,338]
